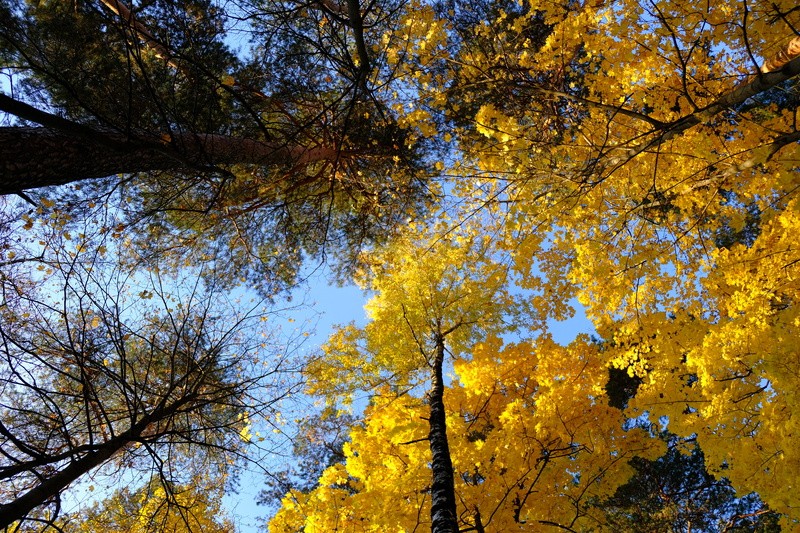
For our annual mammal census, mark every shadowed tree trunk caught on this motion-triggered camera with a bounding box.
[0,126,345,195]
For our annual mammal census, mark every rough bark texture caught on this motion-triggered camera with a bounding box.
[0,127,342,196]
[429,334,459,533]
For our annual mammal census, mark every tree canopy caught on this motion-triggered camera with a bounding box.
[1,0,800,530]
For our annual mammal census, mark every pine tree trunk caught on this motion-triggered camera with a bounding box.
[428,333,458,533]
[0,127,342,196]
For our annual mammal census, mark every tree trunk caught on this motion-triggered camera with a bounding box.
[0,400,179,529]
[761,36,800,73]
[0,126,343,196]
[0,436,128,528]
[428,333,459,533]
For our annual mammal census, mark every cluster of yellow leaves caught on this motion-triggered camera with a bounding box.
[274,217,668,531]
[605,198,800,516]
[393,0,800,519]
[375,0,449,140]
[272,333,663,532]
[68,477,233,533]
[305,219,518,406]
[288,0,800,524]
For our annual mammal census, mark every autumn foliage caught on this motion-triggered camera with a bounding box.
[270,0,800,530]
[2,0,800,529]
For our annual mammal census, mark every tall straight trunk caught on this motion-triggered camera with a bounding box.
[0,126,343,196]
[428,333,458,533]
